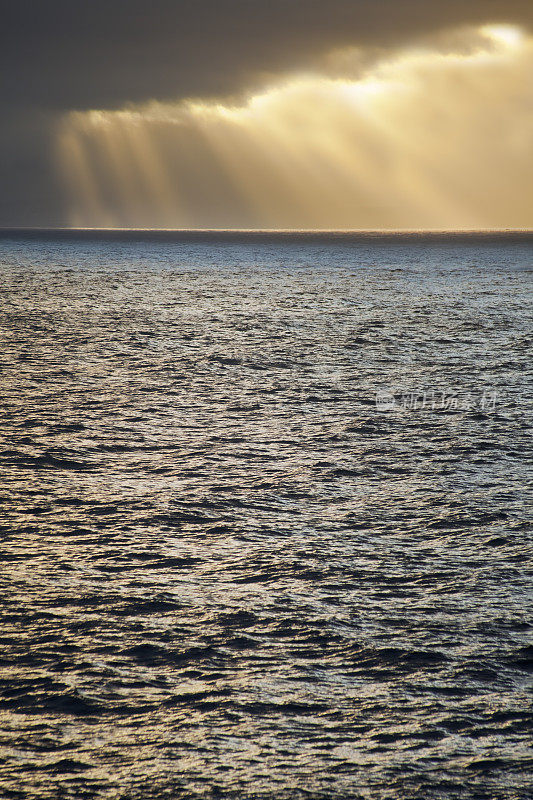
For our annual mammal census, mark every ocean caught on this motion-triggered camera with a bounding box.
[0,230,531,799]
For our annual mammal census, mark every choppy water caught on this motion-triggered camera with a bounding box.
[0,231,532,800]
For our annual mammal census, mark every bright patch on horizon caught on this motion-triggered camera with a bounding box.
[57,24,533,230]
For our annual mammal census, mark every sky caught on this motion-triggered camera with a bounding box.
[1,0,532,229]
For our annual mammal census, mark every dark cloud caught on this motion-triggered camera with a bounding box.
[0,0,531,226]
[2,0,532,111]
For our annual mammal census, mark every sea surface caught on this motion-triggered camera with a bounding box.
[0,231,531,799]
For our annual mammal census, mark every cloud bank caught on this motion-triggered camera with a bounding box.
[58,25,533,229]
[1,1,532,227]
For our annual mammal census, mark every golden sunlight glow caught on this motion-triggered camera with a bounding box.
[56,24,533,229]
[482,24,524,48]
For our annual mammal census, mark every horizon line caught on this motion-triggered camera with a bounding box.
[0,226,532,235]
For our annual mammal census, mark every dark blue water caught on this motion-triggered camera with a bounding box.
[0,232,531,799]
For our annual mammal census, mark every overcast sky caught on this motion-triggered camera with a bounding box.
[1,0,532,227]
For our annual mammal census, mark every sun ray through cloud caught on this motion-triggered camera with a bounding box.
[56,24,533,229]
